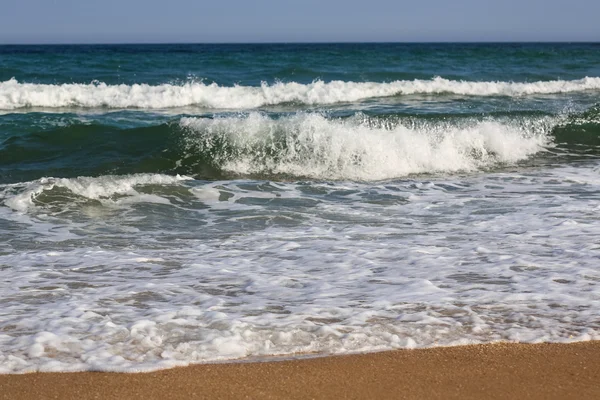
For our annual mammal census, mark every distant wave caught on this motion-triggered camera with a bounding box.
[1,77,600,110]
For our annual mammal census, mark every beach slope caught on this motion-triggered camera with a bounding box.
[1,342,599,399]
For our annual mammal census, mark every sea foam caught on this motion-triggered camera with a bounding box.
[1,77,600,109]
[180,113,552,180]
[1,166,600,373]
[2,174,191,212]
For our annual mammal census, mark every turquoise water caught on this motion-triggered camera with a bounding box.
[1,43,600,373]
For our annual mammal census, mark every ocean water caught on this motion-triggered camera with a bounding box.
[1,43,600,373]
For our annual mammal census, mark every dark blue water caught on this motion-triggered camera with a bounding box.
[2,43,600,85]
[1,43,599,183]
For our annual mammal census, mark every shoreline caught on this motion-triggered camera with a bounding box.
[1,341,599,399]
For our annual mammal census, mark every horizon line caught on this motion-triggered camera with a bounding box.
[1,40,599,46]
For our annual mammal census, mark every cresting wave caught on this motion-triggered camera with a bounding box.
[5,112,586,184]
[2,77,600,109]
[180,113,551,181]
[1,174,191,212]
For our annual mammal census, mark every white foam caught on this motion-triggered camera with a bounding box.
[180,113,551,180]
[1,174,192,212]
[1,165,600,373]
[1,76,600,110]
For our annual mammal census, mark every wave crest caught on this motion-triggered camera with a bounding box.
[2,77,600,110]
[180,113,551,181]
[2,174,191,212]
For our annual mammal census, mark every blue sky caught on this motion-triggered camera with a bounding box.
[1,0,599,44]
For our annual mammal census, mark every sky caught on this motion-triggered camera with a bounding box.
[1,0,599,44]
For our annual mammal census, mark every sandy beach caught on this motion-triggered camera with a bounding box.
[1,341,599,399]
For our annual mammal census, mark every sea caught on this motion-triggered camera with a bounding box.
[1,43,600,373]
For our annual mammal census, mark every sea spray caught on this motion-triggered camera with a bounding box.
[180,113,551,180]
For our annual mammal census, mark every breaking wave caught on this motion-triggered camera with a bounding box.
[180,113,551,181]
[2,76,600,110]
[6,107,600,183]
[1,174,191,212]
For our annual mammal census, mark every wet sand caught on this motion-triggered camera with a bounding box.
[1,341,599,399]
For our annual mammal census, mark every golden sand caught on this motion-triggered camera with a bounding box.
[1,342,599,399]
